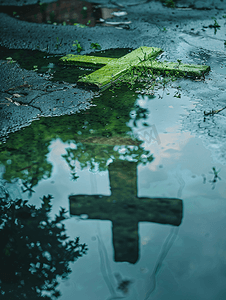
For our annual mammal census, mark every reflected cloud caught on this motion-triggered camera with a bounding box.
[144,131,192,172]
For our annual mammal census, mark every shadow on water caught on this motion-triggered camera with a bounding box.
[0,192,87,299]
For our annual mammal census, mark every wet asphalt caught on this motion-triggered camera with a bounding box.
[0,0,226,163]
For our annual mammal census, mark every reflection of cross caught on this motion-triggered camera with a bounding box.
[69,160,183,264]
[60,46,210,89]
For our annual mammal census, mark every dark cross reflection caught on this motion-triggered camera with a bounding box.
[69,160,183,264]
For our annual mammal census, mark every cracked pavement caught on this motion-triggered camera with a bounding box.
[0,58,93,138]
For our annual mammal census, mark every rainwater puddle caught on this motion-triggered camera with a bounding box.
[1,72,226,299]
[0,0,121,27]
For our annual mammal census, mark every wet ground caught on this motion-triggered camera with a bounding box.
[0,0,226,299]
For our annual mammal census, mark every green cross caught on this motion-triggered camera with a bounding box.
[69,160,183,264]
[60,46,210,90]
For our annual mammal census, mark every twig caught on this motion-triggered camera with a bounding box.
[4,83,32,92]
[204,106,226,116]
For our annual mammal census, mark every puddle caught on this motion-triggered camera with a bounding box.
[0,0,120,27]
[1,69,226,299]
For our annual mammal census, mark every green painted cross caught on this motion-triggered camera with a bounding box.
[69,160,183,264]
[60,46,210,90]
